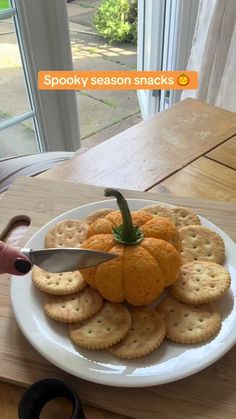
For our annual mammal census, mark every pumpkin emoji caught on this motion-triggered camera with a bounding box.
[81,189,181,306]
[177,73,190,86]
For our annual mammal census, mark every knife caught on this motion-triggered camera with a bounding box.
[20,248,117,273]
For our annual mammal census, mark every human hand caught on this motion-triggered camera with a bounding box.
[0,241,32,275]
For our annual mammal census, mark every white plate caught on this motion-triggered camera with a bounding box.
[11,199,236,387]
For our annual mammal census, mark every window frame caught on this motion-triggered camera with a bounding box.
[137,0,166,120]
[137,0,199,119]
[1,0,81,152]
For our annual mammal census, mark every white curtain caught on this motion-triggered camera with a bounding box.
[181,0,236,112]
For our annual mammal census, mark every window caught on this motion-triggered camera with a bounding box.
[0,0,40,157]
[137,0,199,119]
[0,0,80,158]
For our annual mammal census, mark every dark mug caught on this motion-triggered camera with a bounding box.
[18,378,85,419]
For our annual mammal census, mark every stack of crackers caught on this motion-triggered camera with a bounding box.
[31,204,231,359]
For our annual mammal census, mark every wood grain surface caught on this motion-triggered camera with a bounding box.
[38,99,236,191]
[207,136,236,170]
[150,157,236,201]
[0,177,236,419]
[0,382,131,419]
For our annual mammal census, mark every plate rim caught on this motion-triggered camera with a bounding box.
[10,198,236,387]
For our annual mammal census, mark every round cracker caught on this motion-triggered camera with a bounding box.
[44,219,88,248]
[169,207,201,229]
[108,309,166,359]
[157,296,221,344]
[142,204,201,229]
[32,266,86,295]
[69,302,131,350]
[141,204,172,219]
[170,261,231,304]
[179,225,225,265]
[44,287,103,323]
[85,208,115,225]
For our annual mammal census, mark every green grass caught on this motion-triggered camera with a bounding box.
[0,0,10,11]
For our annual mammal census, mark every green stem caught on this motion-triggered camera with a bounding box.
[104,188,143,245]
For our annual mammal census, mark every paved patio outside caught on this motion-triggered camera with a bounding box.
[0,0,141,158]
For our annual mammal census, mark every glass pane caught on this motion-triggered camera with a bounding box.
[0,0,10,11]
[68,0,140,145]
[0,118,38,158]
[0,16,32,123]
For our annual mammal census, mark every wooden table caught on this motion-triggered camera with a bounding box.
[39,98,236,198]
[1,98,236,419]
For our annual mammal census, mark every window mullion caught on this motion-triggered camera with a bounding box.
[13,0,81,152]
[0,8,15,20]
[0,111,35,131]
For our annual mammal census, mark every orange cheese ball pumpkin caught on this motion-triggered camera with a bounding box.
[81,189,181,306]
[87,211,182,252]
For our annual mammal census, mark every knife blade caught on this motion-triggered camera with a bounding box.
[20,248,117,272]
